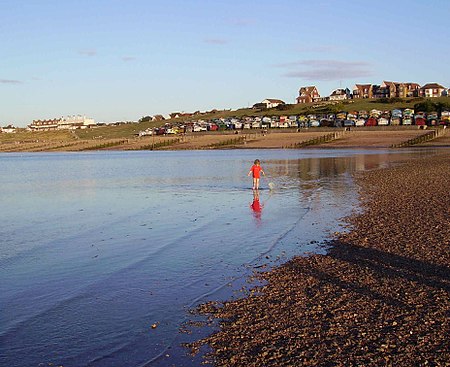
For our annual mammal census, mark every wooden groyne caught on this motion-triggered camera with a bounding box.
[391,128,447,148]
[288,131,347,148]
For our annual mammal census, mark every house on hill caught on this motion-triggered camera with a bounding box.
[352,84,373,99]
[419,83,447,97]
[262,99,285,108]
[253,99,285,109]
[379,81,420,98]
[329,88,351,101]
[296,86,320,104]
[29,115,95,131]
[401,82,421,97]
[1,125,16,133]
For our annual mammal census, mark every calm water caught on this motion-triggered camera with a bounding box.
[0,149,416,366]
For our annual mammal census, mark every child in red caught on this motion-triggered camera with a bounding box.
[248,159,265,190]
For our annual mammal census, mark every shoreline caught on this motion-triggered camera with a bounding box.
[187,151,450,366]
[1,128,449,152]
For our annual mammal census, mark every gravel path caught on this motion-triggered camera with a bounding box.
[188,151,450,366]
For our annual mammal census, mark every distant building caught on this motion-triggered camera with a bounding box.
[352,84,373,99]
[259,99,286,109]
[29,118,61,131]
[379,81,420,98]
[1,125,17,133]
[329,88,351,101]
[419,83,446,98]
[29,115,95,131]
[296,86,320,104]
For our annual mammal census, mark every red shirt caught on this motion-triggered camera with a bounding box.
[250,165,263,178]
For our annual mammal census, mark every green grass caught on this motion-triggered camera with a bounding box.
[3,97,449,144]
[0,129,75,143]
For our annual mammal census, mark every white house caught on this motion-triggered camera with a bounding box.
[329,88,351,101]
[1,125,16,133]
[419,83,446,98]
[260,98,285,109]
[59,115,96,129]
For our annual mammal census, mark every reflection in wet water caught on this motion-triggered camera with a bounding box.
[250,189,263,224]
[0,149,435,367]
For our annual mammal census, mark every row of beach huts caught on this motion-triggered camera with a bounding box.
[138,108,450,136]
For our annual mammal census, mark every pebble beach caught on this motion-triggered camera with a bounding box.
[188,150,450,366]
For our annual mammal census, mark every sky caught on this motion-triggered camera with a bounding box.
[1,0,449,127]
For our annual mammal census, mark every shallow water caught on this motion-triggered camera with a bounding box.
[0,149,422,366]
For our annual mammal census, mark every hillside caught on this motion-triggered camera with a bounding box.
[1,97,449,151]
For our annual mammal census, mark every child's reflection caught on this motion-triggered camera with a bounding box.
[250,189,263,223]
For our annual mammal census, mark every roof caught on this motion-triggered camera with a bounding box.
[299,86,317,93]
[330,88,348,96]
[421,83,445,89]
[354,84,372,90]
[264,98,285,103]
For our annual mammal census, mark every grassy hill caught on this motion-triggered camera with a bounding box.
[2,97,449,145]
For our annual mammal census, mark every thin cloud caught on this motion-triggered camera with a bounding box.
[204,38,228,45]
[122,56,136,62]
[294,45,341,53]
[228,18,255,26]
[277,59,372,81]
[79,49,97,57]
[0,79,22,84]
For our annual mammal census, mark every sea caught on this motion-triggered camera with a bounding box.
[0,149,416,367]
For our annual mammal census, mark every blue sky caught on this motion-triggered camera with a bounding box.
[1,0,449,127]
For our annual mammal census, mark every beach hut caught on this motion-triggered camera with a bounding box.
[427,112,439,126]
[365,117,378,126]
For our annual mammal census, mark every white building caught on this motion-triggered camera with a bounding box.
[1,125,17,133]
[329,88,351,101]
[29,115,96,131]
[59,115,96,129]
[261,99,285,109]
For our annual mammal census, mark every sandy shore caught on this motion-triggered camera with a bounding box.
[187,151,450,366]
[1,128,448,151]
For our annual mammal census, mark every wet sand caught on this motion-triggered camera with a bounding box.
[1,128,448,151]
[187,151,450,366]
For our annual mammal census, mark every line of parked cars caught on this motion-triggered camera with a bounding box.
[138,109,450,136]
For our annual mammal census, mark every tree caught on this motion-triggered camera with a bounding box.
[139,116,152,123]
